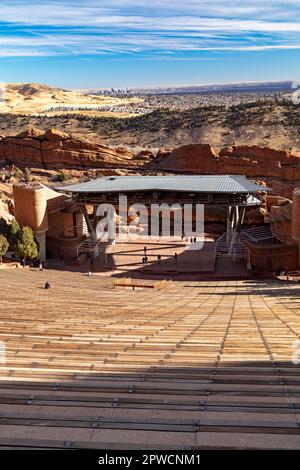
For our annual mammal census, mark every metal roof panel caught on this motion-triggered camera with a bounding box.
[57,175,270,194]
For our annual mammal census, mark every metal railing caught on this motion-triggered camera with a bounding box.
[215,225,273,260]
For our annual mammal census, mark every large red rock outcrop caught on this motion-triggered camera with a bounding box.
[221,145,299,164]
[2,130,300,198]
[159,144,218,173]
[0,127,135,169]
[265,197,294,243]
[158,143,300,182]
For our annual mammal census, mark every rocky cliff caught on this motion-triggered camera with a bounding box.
[0,128,135,170]
[1,128,300,199]
[158,143,300,182]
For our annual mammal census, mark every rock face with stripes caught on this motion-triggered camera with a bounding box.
[158,143,300,183]
[0,128,134,170]
[158,144,218,173]
[1,128,300,199]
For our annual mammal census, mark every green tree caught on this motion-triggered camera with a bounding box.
[14,226,38,261]
[0,217,10,238]
[0,234,9,262]
[8,219,20,251]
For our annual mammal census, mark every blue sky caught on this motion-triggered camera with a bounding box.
[0,0,299,88]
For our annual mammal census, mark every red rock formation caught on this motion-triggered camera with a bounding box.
[133,149,154,161]
[220,145,296,162]
[159,144,218,173]
[158,143,300,185]
[156,148,172,161]
[265,197,294,243]
[0,127,135,169]
[244,207,267,226]
[2,130,300,200]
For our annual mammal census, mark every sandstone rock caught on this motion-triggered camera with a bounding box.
[266,200,294,243]
[159,144,218,173]
[16,127,45,139]
[44,128,69,141]
[133,150,154,161]
[2,130,300,195]
[219,146,233,157]
[9,176,17,184]
[244,207,267,225]
[0,127,136,170]
[156,148,172,161]
[230,145,299,165]
[264,180,297,200]
[255,180,267,189]
[158,143,300,185]
[0,199,14,222]
[114,147,134,160]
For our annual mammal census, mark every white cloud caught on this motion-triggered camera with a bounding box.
[0,1,299,56]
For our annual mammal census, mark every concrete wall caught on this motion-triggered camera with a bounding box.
[13,183,49,232]
[13,182,67,232]
[13,182,86,261]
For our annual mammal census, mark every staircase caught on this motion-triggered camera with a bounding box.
[76,230,110,257]
[216,225,273,259]
[241,225,273,241]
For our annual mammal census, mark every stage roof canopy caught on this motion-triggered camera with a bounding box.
[58,175,270,194]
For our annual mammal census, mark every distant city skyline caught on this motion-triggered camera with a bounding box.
[0,1,299,88]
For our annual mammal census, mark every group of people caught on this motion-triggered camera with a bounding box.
[21,258,44,270]
[181,234,197,244]
[141,246,178,265]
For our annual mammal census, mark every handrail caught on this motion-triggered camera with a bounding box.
[215,228,261,260]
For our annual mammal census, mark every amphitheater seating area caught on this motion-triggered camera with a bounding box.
[0,268,300,449]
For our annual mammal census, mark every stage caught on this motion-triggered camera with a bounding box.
[91,236,249,279]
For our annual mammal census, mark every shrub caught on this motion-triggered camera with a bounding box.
[0,217,10,238]
[8,219,20,251]
[14,226,38,261]
[0,234,9,262]
[53,171,71,182]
